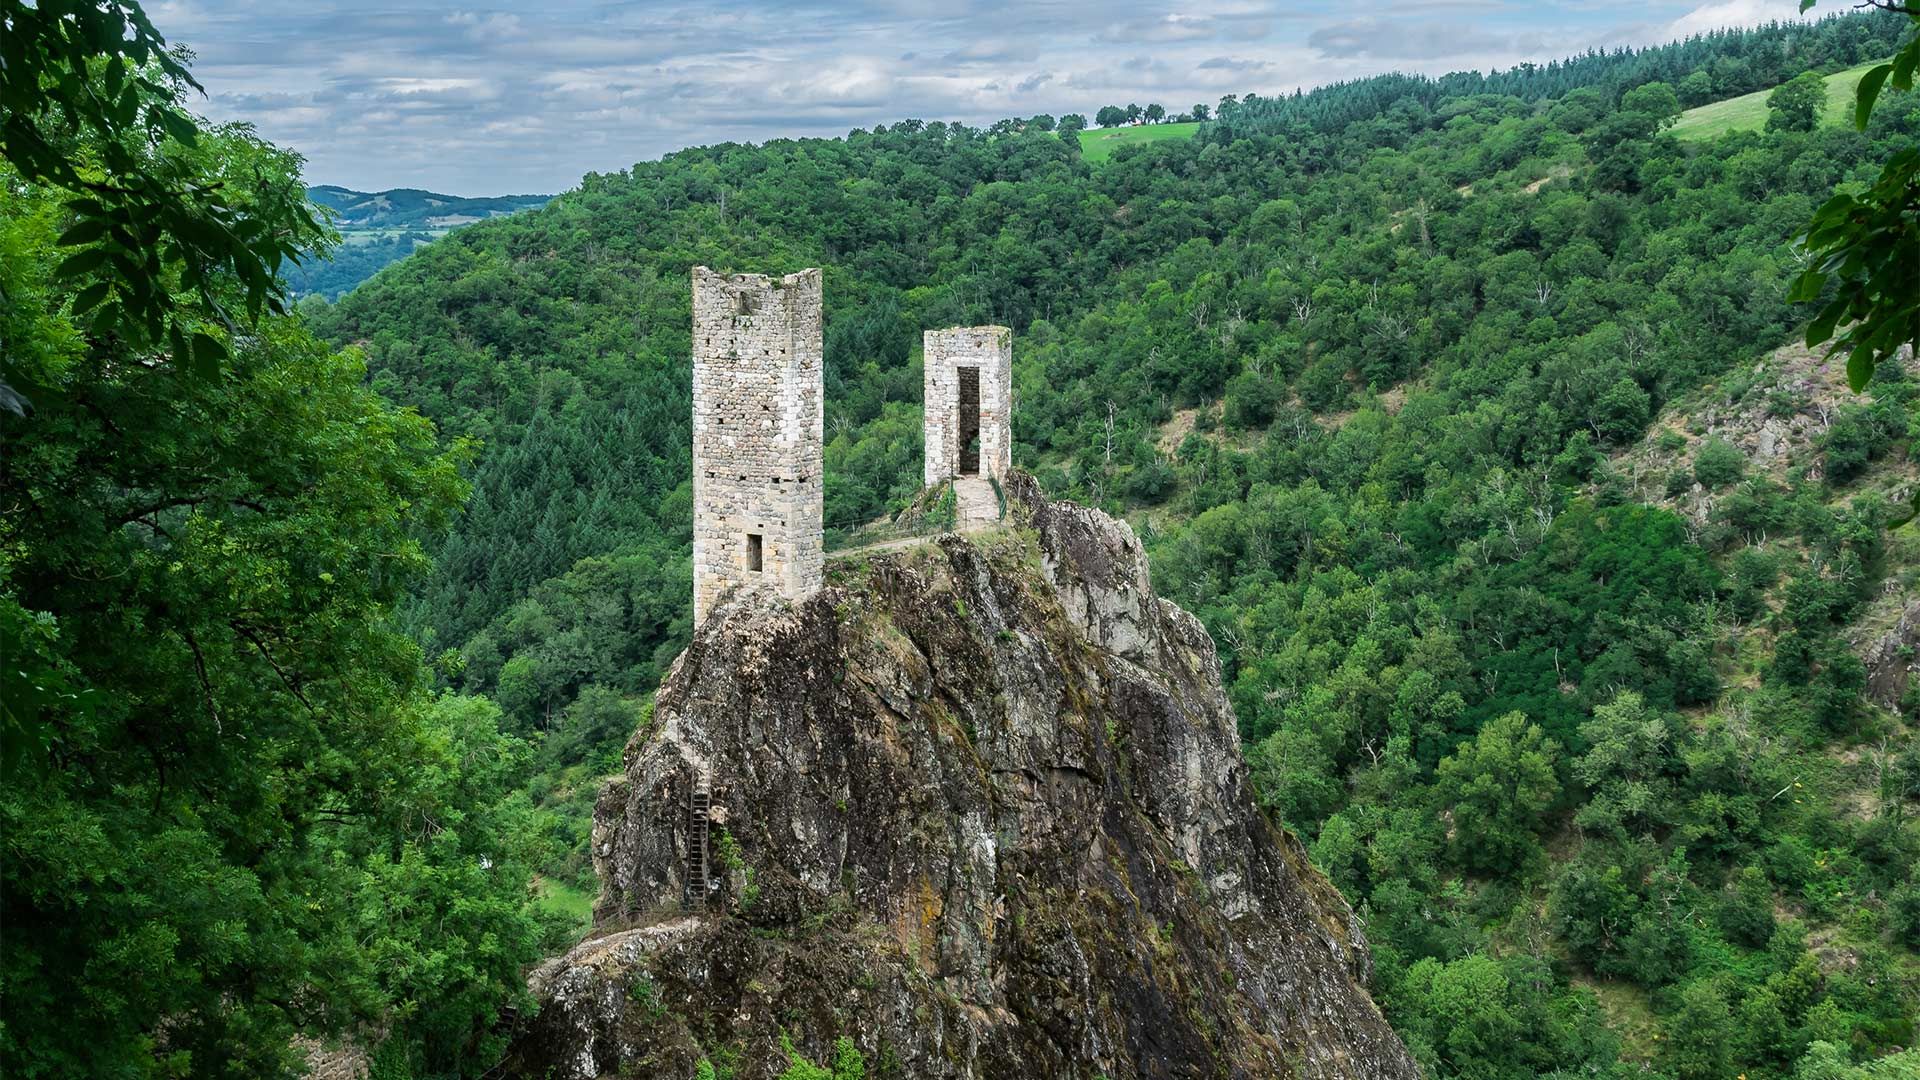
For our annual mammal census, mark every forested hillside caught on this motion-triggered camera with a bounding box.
[304,9,1920,1077]
[6,0,1917,1075]
[307,186,550,229]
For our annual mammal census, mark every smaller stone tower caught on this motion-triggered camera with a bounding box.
[923,326,1012,487]
[691,267,824,625]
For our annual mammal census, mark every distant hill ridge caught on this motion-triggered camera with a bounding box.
[290,186,551,299]
[307,185,549,229]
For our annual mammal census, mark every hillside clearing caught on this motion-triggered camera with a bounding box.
[1671,59,1889,140]
[533,876,594,929]
[1079,121,1200,162]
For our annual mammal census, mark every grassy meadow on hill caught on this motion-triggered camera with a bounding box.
[1670,57,1892,139]
[1077,120,1202,161]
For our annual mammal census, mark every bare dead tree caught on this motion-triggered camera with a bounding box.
[1370,313,1412,344]
[1622,320,1654,373]
[1103,400,1118,471]
[1219,306,1246,351]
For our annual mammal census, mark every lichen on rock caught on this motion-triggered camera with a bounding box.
[504,474,1420,1079]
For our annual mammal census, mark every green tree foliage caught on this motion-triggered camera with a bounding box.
[1790,0,1920,390]
[1435,712,1561,875]
[289,230,436,299]
[778,1035,867,1080]
[0,0,324,389]
[1389,954,1621,1079]
[55,3,1907,1075]
[1571,691,1680,840]
[1216,17,1908,137]
[1664,980,1737,1080]
[1693,436,1746,488]
[1792,1044,1920,1079]
[0,16,544,1077]
[1769,70,1831,132]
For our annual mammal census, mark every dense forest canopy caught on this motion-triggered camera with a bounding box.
[4,0,1920,1076]
[1,3,556,1076]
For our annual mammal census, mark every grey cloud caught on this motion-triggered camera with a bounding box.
[1097,13,1219,43]
[1197,56,1270,72]
[942,39,1039,63]
[1308,17,1517,60]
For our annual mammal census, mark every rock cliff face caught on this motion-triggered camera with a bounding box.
[1855,597,1920,711]
[505,475,1419,1079]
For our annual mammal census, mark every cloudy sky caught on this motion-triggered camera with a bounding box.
[152,0,1841,194]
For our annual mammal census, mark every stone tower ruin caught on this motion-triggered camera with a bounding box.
[691,266,824,625]
[923,326,1012,487]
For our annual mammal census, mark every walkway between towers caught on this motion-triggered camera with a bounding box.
[826,478,1002,560]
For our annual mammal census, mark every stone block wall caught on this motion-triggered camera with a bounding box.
[923,325,1012,487]
[691,266,823,625]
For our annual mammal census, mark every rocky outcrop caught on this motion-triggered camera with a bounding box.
[504,474,1419,1080]
[1854,597,1920,712]
[1612,342,1919,520]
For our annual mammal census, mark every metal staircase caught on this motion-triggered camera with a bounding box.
[685,773,712,905]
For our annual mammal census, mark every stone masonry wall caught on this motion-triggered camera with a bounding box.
[691,267,823,625]
[923,325,1012,487]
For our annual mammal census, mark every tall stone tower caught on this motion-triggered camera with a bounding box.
[691,266,824,625]
[923,326,1013,487]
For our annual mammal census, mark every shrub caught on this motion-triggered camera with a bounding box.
[1693,437,1745,489]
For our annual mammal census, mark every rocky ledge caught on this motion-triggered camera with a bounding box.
[504,474,1419,1079]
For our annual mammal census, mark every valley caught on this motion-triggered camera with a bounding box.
[4,2,1919,1079]
[302,14,1920,1073]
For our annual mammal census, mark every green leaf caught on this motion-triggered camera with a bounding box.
[1786,269,1825,304]
[70,282,111,316]
[1806,301,1843,347]
[1855,65,1890,131]
[188,332,227,379]
[156,107,199,147]
[53,249,110,278]
[56,219,111,246]
[1894,40,1919,92]
[1846,348,1874,393]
